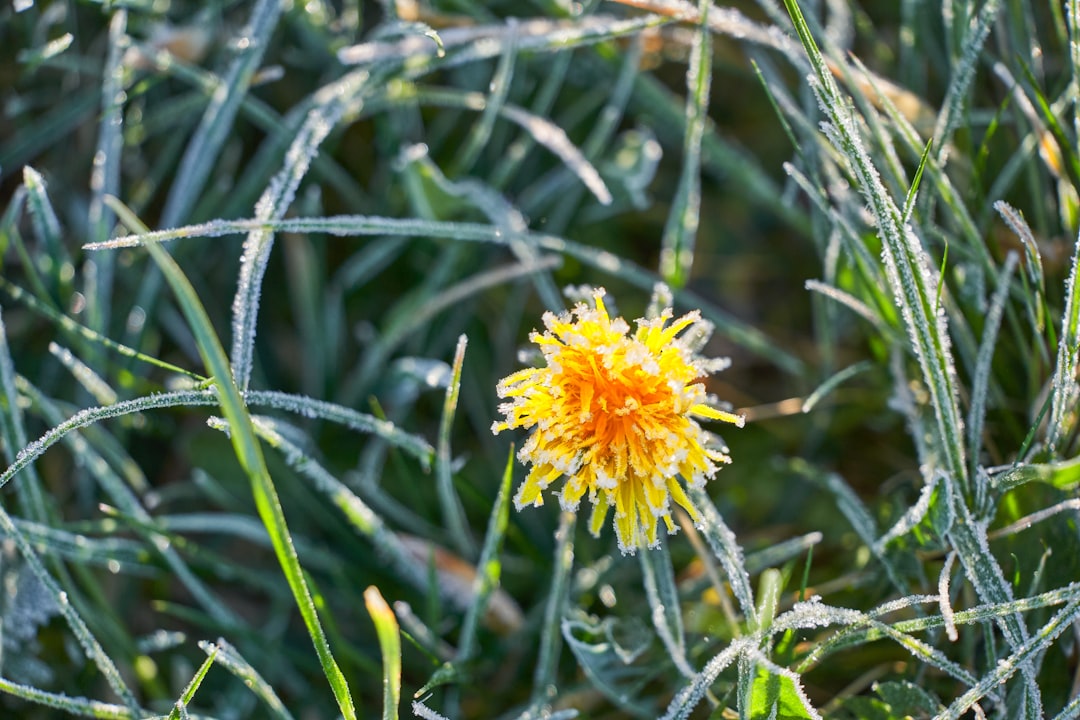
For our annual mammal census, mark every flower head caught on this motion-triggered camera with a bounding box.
[492,288,743,554]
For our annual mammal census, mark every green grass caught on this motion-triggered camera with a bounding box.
[3,0,1080,717]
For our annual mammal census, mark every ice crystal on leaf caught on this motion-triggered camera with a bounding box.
[493,288,743,553]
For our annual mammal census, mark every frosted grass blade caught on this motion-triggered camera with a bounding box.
[457,443,515,662]
[231,69,372,392]
[22,166,71,300]
[0,309,49,522]
[407,86,611,205]
[436,335,473,557]
[686,484,756,622]
[167,646,218,720]
[639,540,693,678]
[1047,224,1080,455]
[452,23,516,176]
[199,639,294,720]
[0,677,138,719]
[931,0,1001,165]
[659,0,711,289]
[86,215,800,373]
[108,196,356,720]
[967,252,1017,498]
[160,0,283,227]
[532,511,575,704]
[781,0,968,496]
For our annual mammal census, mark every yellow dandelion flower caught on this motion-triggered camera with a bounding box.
[492,288,743,554]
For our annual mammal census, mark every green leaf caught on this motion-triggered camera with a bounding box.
[748,664,815,720]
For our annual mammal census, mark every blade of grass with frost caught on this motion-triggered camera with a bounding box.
[404,85,611,205]
[947,498,1042,717]
[530,38,644,235]
[451,23,516,176]
[531,511,575,705]
[0,387,433,495]
[0,309,49,522]
[199,639,295,720]
[397,146,562,311]
[0,677,139,719]
[659,0,710,290]
[85,10,127,367]
[19,378,241,627]
[365,587,401,720]
[782,0,968,493]
[457,443,514,662]
[85,216,801,373]
[231,70,373,393]
[661,637,751,720]
[436,335,474,558]
[931,0,1000,165]
[967,252,1017,496]
[22,166,71,300]
[801,360,874,413]
[339,13,670,70]
[160,0,281,227]
[686,484,756,622]
[167,646,218,720]
[938,596,1080,719]
[488,44,572,191]
[639,540,693,679]
[1047,225,1080,455]
[107,198,356,720]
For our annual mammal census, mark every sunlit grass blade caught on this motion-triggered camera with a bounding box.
[167,646,217,720]
[107,196,356,720]
[686,484,756,623]
[365,587,402,720]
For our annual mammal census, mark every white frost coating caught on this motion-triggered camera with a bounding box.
[1047,223,1080,455]
[939,552,959,642]
[231,70,371,393]
[873,471,941,552]
[412,699,452,720]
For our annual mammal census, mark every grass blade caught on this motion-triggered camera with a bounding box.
[107,195,356,720]
[365,587,402,720]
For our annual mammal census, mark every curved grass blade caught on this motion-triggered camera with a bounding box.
[107,196,356,720]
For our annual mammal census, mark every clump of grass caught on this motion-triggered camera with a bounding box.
[3,0,1080,718]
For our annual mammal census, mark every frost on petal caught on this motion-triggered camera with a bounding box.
[493,288,742,552]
